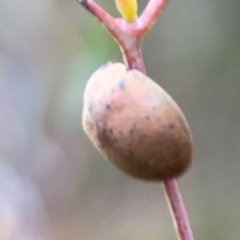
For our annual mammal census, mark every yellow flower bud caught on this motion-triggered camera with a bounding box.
[115,0,138,23]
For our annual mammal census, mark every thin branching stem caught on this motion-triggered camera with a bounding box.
[138,0,169,36]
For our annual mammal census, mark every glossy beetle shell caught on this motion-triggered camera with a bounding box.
[82,63,193,181]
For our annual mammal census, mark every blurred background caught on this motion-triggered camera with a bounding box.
[0,0,240,239]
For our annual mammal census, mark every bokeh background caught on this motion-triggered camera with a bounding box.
[0,0,240,239]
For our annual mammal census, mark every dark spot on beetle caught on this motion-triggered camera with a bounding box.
[169,124,175,129]
[96,124,111,148]
[129,129,134,135]
[175,152,180,158]
[106,103,111,110]
[129,123,137,135]
[88,100,94,112]
[118,80,125,89]
[109,128,113,135]
[129,150,134,157]
[158,150,163,156]
[145,116,150,120]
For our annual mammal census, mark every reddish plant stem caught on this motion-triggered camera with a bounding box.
[138,0,169,36]
[163,179,194,240]
[78,0,194,239]
[78,0,146,72]
[117,34,146,73]
[78,0,117,31]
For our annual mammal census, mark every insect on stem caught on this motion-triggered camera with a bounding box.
[77,0,194,239]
